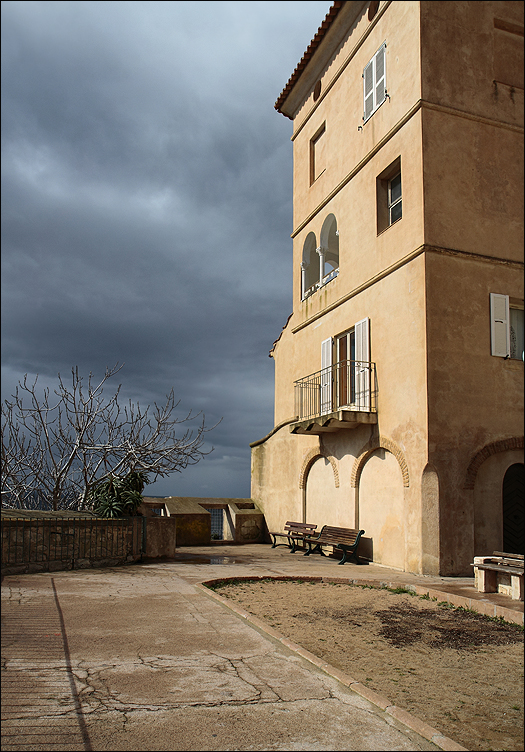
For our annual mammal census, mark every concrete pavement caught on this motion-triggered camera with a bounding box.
[2,543,522,751]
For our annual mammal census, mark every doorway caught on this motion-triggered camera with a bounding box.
[502,463,524,554]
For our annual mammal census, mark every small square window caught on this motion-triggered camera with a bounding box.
[310,123,326,184]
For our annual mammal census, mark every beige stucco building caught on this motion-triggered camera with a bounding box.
[250,0,524,576]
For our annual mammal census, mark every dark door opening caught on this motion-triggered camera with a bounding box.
[502,463,524,554]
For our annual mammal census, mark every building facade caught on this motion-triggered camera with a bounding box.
[250,0,524,576]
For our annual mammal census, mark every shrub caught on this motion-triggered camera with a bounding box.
[89,471,149,518]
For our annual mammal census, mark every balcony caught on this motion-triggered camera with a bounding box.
[291,360,377,435]
[302,268,339,301]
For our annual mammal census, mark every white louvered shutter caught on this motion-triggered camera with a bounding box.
[321,338,333,414]
[490,293,510,357]
[354,318,370,410]
[363,60,374,121]
[363,44,386,122]
[374,45,386,110]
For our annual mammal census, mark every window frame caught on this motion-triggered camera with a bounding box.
[376,157,402,235]
[388,172,402,225]
[309,122,327,185]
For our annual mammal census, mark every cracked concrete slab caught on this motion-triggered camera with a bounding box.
[1,547,471,751]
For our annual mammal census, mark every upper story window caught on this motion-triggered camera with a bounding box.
[310,123,326,184]
[388,172,402,224]
[320,213,339,285]
[301,233,319,299]
[490,293,524,360]
[363,43,386,123]
[377,157,402,234]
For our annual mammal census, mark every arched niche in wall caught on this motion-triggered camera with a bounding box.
[357,447,405,570]
[319,213,339,283]
[466,437,524,555]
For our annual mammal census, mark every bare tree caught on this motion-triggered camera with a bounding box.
[1,365,217,511]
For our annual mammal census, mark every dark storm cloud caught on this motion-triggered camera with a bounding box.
[1,0,333,497]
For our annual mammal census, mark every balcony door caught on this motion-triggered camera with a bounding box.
[335,317,369,410]
[335,330,355,408]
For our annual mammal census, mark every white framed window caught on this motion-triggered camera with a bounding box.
[363,43,386,123]
[490,293,524,360]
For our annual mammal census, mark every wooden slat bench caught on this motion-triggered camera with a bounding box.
[269,521,318,553]
[303,525,365,565]
[471,551,524,600]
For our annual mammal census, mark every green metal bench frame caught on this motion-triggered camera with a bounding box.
[303,525,365,565]
[269,521,318,553]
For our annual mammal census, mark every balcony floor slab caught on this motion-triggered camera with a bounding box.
[290,410,378,434]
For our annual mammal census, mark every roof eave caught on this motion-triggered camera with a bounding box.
[274,1,346,119]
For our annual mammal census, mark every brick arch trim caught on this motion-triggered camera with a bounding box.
[299,448,340,489]
[351,437,410,488]
[463,436,524,490]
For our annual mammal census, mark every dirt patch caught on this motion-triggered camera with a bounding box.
[211,579,524,752]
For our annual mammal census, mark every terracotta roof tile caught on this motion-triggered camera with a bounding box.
[275,1,345,117]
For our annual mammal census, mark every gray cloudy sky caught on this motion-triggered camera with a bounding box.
[1,1,333,499]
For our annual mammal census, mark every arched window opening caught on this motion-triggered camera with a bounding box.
[319,214,339,287]
[301,232,318,299]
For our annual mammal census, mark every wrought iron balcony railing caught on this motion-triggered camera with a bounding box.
[294,359,377,421]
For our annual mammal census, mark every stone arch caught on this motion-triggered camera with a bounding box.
[299,448,339,489]
[301,232,318,295]
[464,437,524,490]
[319,213,339,278]
[351,436,409,488]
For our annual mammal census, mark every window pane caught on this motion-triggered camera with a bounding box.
[390,173,401,202]
[390,200,402,223]
[510,308,524,360]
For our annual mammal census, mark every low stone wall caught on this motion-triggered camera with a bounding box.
[141,497,266,545]
[1,512,176,574]
[143,516,177,558]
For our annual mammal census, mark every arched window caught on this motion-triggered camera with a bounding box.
[319,214,339,286]
[301,232,318,299]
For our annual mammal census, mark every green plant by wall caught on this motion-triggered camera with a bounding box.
[89,471,149,518]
